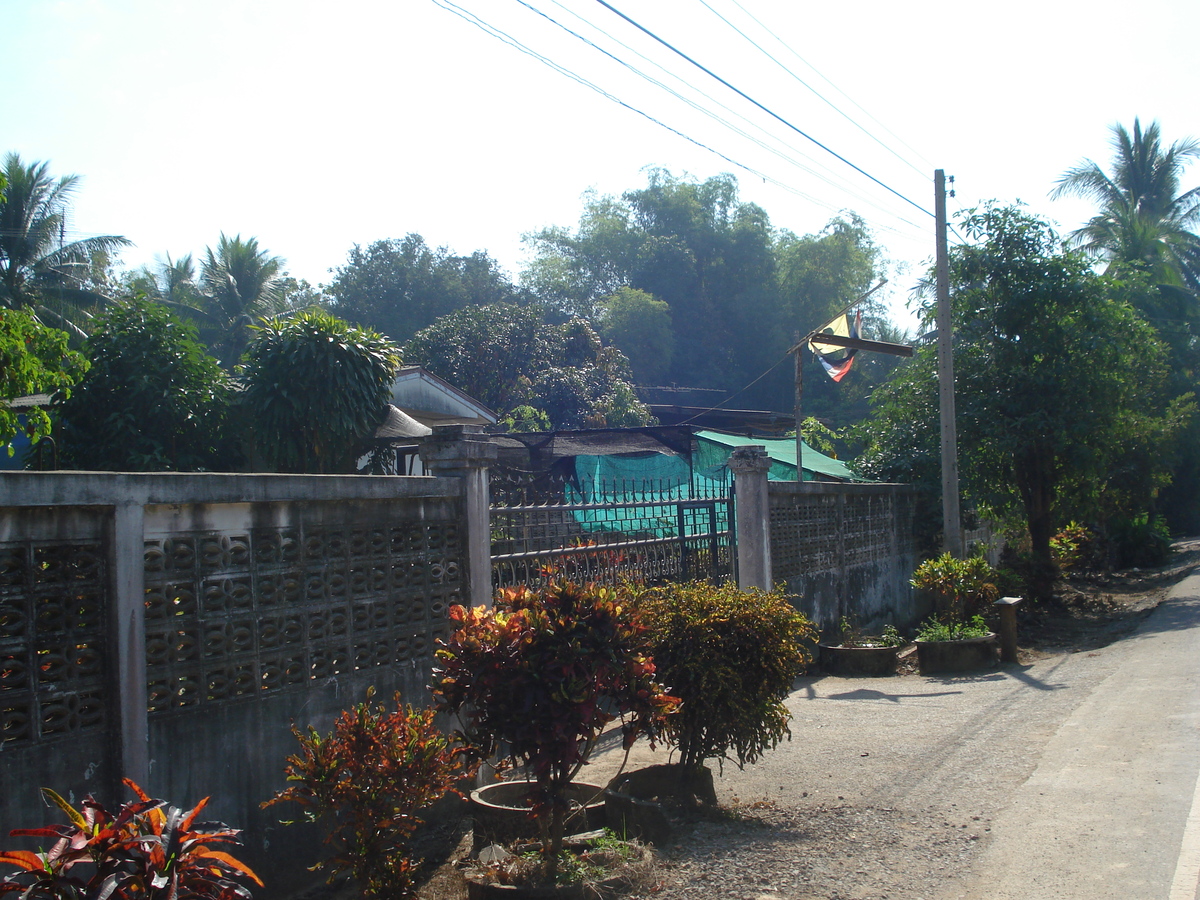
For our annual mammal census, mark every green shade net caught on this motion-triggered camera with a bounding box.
[566,433,867,537]
[694,430,867,482]
[569,452,729,538]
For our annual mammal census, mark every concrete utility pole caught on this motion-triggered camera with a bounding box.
[793,330,803,482]
[935,169,963,557]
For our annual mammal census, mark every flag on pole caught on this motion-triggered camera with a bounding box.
[810,309,862,382]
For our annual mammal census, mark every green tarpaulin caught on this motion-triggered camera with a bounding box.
[694,430,867,482]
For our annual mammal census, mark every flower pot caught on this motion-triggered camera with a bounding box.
[915,634,997,674]
[470,780,607,851]
[819,644,899,676]
[604,764,715,845]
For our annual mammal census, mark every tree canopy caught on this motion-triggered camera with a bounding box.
[404,302,651,430]
[0,153,130,339]
[239,309,402,473]
[326,234,522,345]
[855,205,1190,595]
[0,310,88,457]
[56,299,236,471]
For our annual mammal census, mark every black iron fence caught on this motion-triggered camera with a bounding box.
[489,468,734,588]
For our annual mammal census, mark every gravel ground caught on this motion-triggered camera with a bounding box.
[398,545,1200,900]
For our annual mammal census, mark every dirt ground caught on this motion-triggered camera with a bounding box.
[386,540,1200,899]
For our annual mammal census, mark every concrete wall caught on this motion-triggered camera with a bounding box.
[767,481,922,636]
[0,470,470,899]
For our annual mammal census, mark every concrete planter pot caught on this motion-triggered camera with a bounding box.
[819,644,899,676]
[604,764,715,845]
[915,634,997,674]
[470,780,607,851]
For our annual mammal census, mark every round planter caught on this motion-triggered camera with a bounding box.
[915,634,997,674]
[604,764,715,845]
[470,780,607,851]
[819,644,899,676]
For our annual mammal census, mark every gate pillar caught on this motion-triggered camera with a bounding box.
[419,425,497,608]
[729,446,772,591]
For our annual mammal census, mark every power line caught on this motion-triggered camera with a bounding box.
[695,0,929,180]
[592,0,935,219]
[434,0,926,242]
[521,0,922,228]
[723,0,939,174]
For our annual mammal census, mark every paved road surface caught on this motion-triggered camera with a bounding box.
[589,573,1200,899]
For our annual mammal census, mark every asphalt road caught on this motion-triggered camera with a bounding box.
[589,573,1200,899]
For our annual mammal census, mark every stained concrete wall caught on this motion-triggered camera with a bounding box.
[0,470,470,899]
[767,481,923,636]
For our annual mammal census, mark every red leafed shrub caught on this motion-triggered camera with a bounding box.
[263,690,473,900]
[0,779,261,900]
[432,580,676,875]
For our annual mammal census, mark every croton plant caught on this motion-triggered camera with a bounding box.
[432,579,676,876]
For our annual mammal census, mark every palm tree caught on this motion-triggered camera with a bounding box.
[200,233,287,366]
[1051,119,1200,292]
[0,153,131,338]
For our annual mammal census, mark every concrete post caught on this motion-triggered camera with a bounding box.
[994,596,1023,663]
[418,425,497,608]
[728,446,772,591]
[111,500,149,789]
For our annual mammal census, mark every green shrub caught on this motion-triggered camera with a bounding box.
[915,614,991,642]
[633,581,816,772]
[1050,522,1096,572]
[911,553,998,622]
[1110,513,1173,569]
[0,779,261,900]
[264,689,471,900]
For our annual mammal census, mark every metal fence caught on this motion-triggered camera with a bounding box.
[489,467,734,588]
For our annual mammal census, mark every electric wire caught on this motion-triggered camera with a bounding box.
[523,0,925,230]
[695,0,929,181]
[434,0,928,244]
[724,0,939,174]
[591,0,935,219]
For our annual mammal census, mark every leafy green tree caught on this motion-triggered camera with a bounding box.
[326,234,521,344]
[525,171,779,402]
[0,153,130,339]
[596,287,673,386]
[56,299,236,471]
[524,171,891,418]
[404,303,652,429]
[200,234,288,367]
[855,205,1188,597]
[0,311,88,456]
[1051,119,1200,292]
[1053,120,1200,531]
[240,310,402,473]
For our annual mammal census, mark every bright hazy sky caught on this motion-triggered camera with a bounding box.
[7,0,1199,328]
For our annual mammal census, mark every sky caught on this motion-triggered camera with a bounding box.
[6,0,1200,330]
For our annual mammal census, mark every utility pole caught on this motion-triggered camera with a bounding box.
[793,330,803,482]
[936,169,963,557]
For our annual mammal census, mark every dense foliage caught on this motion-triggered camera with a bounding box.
[0,779,261,900]
[856,205,1191,595]
[524,170,891,423]
[265,690,472,900]
[910,553,999,623]
[56,299,236,471]
[326,234,522,344]
[633,581,816,772]
[405,302,651,429]
[240,310,401,473]
[0,311,87,456]
[432,580,675,871]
